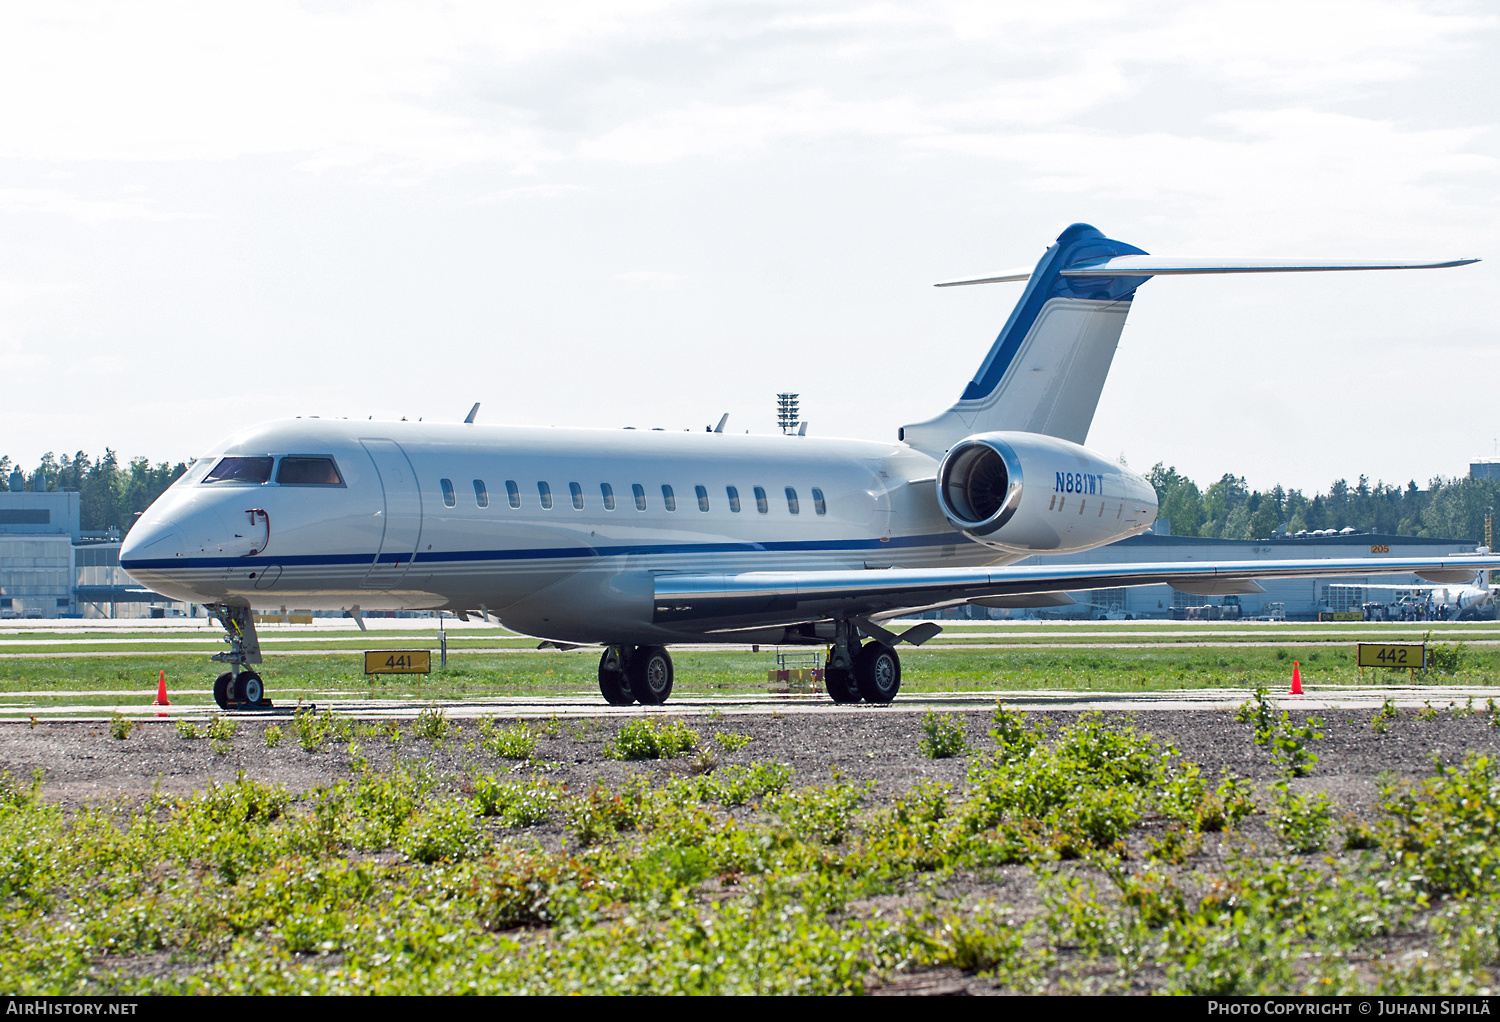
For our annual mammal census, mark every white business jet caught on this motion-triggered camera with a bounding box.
[120,223,1489,710]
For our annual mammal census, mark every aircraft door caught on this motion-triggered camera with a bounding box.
[871,466,893,543]
[360,439,424,589]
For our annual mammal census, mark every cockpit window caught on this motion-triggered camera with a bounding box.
[203,457,273,485]
[276,457,344,486]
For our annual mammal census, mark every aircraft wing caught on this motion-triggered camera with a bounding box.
[651,555,1500,628]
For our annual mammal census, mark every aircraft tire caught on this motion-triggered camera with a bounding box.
[234,671,264,706]
[628,645,673,705]
[824,666,860,704]
[598,648,634,706]
[854,642,901,704]
[213,672,235,710]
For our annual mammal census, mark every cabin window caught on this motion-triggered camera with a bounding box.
[538,481,553,510]
[506,480,520,508]
[695,485,710,512]
[440,478,456,508]
[727,485,741,513]
[601,483,616,510]
[785,487,800,515]
[754,486,768,514]
[276,457,343,486]
[661,484,677,512]
[811,487,826,516]
[474,480,489,508]
[633,483,647,511]
[569,482,584,510]
[203,456,273,485]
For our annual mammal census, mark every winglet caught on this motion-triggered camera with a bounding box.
[464,402,480,424]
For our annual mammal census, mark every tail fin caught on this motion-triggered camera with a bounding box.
[900,223,1480,458]
[900,223,1148,457]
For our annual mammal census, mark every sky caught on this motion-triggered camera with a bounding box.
[0,0,1496,495]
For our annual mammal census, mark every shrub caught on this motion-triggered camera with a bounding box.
[697,761,793,805]
[1373,697,1399,733]
[293,707,328,751]
[108,714,132,740]
[414,707,450,742]
[473,774,558,826]
[714,732,753,752]
[605,719,698,760]
[175,719,202,740]
[1423,631,1467,674]
[1270,782,1335,854]
[1238,686,1321,777]
[482,721,537,760]
[263,724,283,748]
[990,703,1042,761]
[918,711,967,759]
[206,715,237,741]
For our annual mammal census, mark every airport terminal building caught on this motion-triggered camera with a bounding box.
[0,492,176,619]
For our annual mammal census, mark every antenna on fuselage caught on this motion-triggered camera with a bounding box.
[464,403,480,424]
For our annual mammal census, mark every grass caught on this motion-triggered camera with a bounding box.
[1,621,1498,717]
[10,708,1500,993]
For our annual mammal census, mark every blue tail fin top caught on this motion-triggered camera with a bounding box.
[960,224,1149,401]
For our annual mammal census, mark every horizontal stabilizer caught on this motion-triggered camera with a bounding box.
[935,267,1035,287]
[1170,580,1267,596]
[937,256,1479,287]
[1062,256,1479,277]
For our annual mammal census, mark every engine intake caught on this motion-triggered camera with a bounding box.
[938,435,1023,537]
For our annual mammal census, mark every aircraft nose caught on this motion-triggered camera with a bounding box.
[120,517,185,565]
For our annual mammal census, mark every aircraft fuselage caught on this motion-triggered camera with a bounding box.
[120,418,1158,643]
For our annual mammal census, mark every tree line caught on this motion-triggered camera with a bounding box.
[1149,464,1500,544]
[0,452,187,535]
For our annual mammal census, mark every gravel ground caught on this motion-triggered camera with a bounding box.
[3,705,1496,809]
[5,705,1497,994]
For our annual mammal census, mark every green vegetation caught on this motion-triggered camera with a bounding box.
[604,719,699,761]
[1148,463,1500,541]
[1235,685,1322,777]
[107,713,132,740]
[478,719,537,760]
[0,450,186,535]
[712,732,753,752]
[918,711,968,759]
[10,710,1500,993]
[7,628,1500,720]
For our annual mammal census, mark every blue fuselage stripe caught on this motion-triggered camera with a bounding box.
[120,531,969,572]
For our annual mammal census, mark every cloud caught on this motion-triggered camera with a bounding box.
[614,270,685,290]
[0,187,187,225]
[0,0,1485,180]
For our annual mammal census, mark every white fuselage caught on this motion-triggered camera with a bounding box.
[120,419,1158,643]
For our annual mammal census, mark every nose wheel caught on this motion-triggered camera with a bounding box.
[207,604,274,710]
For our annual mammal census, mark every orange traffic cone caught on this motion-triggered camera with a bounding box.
[1290,660,1303,696]
[152,669,171,707]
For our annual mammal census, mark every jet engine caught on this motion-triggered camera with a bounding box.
[935,431,1158,554]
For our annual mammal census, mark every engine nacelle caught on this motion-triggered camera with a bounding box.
[936,431,1159,554]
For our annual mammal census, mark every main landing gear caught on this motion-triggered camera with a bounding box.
[206,604,273,711]
[823,619,902,705]
[598,645,674,706]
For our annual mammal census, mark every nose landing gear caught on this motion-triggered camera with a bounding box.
[207,604,273,710]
